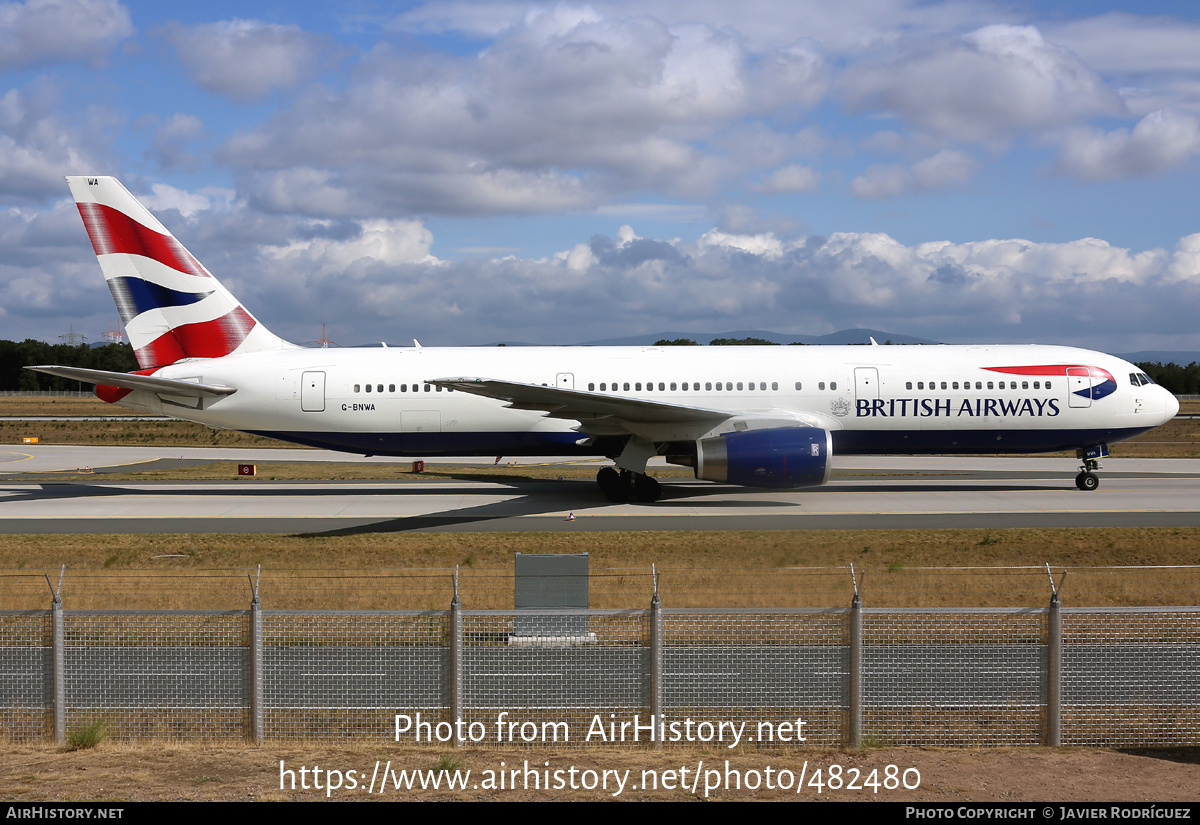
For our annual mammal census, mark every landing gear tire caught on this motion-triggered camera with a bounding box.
[596,467,628,502]
[596,468,661,503]
[632,473,661,503]
[1075,471,1099,491]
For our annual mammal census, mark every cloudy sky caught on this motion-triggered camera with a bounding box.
[4,0,1200,353]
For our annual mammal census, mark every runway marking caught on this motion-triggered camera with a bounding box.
[0,451,34,466]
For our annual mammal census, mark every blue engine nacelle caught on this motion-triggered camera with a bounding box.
[694,426,832,488]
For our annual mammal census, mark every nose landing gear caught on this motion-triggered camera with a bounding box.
[1074,444,1108,491]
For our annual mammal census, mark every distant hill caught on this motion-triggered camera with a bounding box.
[581,328,941,346]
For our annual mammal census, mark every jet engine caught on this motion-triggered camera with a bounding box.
[693,426,832,488]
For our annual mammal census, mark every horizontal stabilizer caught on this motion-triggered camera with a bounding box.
[25,366,236,398]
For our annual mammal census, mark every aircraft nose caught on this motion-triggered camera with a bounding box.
[1164,389,1180,421]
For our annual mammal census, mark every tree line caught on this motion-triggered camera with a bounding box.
[0,340,137,391]
[1136,362,1200,395]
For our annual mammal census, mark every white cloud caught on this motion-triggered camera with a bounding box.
[851,150,975,198]
[1057,108,1200,181]
[262,218,439,273]
[0,84,107,201]
[698,228,785,258]
[140,182,217,217]
[1046,12,1200,114]
[0,0,131,68]
[161,18,337,103]
[148,113,204,171]
[843,24,1122,143]
[220,9,825,217]
[910,149,976,188]
[753,164,820,194]
[850,164,908,199]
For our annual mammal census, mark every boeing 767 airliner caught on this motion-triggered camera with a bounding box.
[30,177,1180,502]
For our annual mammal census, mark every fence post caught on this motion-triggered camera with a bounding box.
[1046,564,1064,747]
[1046,565,1065,748]
[249,566,263,744]
[848,565,862,748]
[47,567,65,746]
[649,567,662,748]
[449,567,462,747]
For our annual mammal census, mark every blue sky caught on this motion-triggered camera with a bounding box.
[4,0,1200,353]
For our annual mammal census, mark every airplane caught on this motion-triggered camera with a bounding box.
[30,176,1180,502]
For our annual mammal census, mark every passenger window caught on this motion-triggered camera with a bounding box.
[975,381,982,390]
[622,382,628,391]
[588,383,595,391]
[819,382,826,390]
[794,382,801,390]
[436,385,442,392]
[736,382,743,391]
[952,382,959,390]
[706,382,712,391]
[659,382,665,391]
[906,382,912,390]
[377,384,383,393]
[1033,381,1040,389]
[1022,381,1028,390]
[389,384,395,392]
[425,384,432,392]
[940,382,947,390]
[987,382,993,390]
[670,382,677,391]
[353,384,360,393]
[600,383,606,391]
[917,382,924,390]
[636,382,642,391]
[830,382,837,390]
[771,382,778,390]
[365,384,372,393]
[1045,381,1051,389]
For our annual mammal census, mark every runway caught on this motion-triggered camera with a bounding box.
[2,445,1200,534]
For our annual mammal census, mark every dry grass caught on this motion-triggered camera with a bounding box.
[1,527,1198,610]
[0,418,287,448]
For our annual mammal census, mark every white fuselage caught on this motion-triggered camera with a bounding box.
[109,343,1178,458]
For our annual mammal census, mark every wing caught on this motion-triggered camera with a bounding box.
[25,366,236,399]
[430,376,834,440]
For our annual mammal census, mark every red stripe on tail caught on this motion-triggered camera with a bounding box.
[77,202,210,279]
[133,306,257,368]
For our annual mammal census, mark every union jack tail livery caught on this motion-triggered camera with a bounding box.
[67,176,296,369]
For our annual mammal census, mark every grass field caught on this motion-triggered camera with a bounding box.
[2,527,1198,610]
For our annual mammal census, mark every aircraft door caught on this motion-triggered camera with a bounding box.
[557,373,574,389]
[1067,367,1091,408]
[854,367,879,400]
[301,371,325,412]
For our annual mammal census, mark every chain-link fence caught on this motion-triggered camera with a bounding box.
[1,565,1197,747]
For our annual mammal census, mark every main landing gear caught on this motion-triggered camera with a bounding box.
[596,467,662,503]
[1074,444,1108,491]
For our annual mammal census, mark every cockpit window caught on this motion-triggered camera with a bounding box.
[1130,373,1140,387]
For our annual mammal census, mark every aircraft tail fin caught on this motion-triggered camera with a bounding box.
[66,176,297,370]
